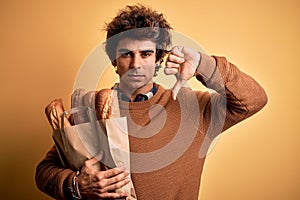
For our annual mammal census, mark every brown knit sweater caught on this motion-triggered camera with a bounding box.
[35,56,267,200]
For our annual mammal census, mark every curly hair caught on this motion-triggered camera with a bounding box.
[104,4,172,63]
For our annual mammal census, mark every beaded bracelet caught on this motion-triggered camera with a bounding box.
[71,171,82,199]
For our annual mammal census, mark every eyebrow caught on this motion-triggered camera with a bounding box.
[117,48,155,54]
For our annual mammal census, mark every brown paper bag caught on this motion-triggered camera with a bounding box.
[52,106,114,171]
[46,92,137,199]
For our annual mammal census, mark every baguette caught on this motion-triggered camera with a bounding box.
[45,98,71,130]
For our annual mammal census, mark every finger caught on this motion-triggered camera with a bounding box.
[171,77,187,100]
[165,60,180,69]
[98,191,128,199]
[167,54,185,64]
[101,166,126,179]
[98,175,130,192]
[164,67,178,75]
[103,171,129,186]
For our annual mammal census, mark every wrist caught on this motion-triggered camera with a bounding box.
[195,52,217,81]
[69,171,83,199]
[193,52,201,76]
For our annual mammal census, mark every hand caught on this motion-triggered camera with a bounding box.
[77,152,130,199]
[164,46,201,100]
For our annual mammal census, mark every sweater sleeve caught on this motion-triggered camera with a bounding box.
[195,54,268,138]
[35,145,76,200]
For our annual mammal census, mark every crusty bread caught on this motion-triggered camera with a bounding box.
[95,89,113,120]
[45,99,71,130]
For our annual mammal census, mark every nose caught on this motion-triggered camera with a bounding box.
[131,53,141,69]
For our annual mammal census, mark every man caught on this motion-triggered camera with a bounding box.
[36,4,267,200]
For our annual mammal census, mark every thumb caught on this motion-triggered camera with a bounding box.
[94,150,104,162]
[171,76,187,100]
[172,46,184,57]
[85,151,104,168]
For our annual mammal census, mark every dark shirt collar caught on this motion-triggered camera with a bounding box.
[114,83,157,102]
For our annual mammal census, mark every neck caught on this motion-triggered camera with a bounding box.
[119,82,154,101]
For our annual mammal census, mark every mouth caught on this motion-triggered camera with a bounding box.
[126,74,145,81]
[128,74,144,77]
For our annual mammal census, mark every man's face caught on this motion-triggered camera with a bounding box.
[115,37,157,94]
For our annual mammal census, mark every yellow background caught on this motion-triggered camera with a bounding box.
[0,0,299,199]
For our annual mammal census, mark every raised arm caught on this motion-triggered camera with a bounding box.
[165,46,268,133]
[196,53,268,131]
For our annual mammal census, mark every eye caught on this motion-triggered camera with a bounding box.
[141,51,153,58]
[121,52,132,58]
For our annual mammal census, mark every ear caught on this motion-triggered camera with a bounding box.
[155,62,160,68]
[112,60,117,67]
[155,62,161,68]
[155,57,164,64]
[155,58,163,68]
